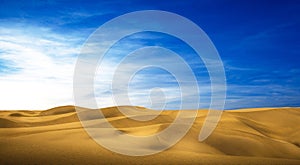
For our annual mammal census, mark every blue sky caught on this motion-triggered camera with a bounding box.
[0,0,299,110]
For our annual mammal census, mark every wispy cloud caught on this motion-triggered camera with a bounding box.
[0,25,82,109]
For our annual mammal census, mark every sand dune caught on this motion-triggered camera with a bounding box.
[0,106,300,164]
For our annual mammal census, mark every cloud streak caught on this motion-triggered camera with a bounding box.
[0,25,81,109]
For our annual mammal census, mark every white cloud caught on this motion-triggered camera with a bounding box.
[92,46,216,110]
[0,26,223,110]
[0,26,81,110]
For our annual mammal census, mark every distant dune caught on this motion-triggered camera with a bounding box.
[1,106,300,164]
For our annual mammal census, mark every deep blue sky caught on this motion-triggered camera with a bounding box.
[0,0,299,109]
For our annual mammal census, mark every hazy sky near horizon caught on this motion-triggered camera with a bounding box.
[0,0,299,110]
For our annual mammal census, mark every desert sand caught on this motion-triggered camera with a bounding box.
[0,106,300,164]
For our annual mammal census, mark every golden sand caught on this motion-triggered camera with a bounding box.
[0,106,300,164]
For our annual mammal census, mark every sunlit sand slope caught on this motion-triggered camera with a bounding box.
[0,106,300,164]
